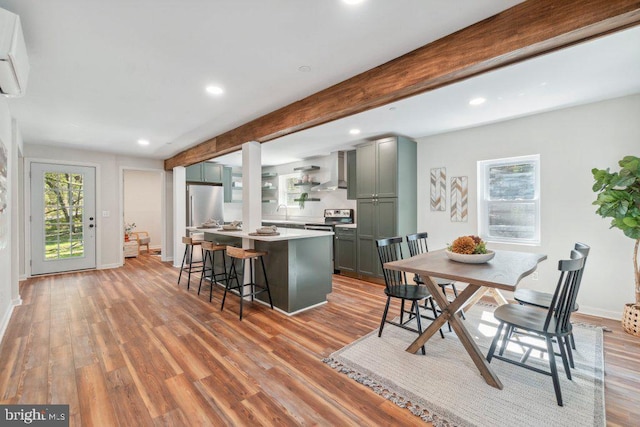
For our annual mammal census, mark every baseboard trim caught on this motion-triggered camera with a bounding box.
[0,298,22,344]
[578,305,621,320]
[98,263,121,270]
[19,274,27,281]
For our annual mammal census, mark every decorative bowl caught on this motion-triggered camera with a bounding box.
[257,226,277,234]
[445,249,495,264]
[222,224,241,231]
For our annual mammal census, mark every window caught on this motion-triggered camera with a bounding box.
[278,172,301,208]
[478,154,540,245]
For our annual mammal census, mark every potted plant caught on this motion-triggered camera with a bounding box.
[592,155,640,336]
[124,222,136,241]
[297,192,309,209]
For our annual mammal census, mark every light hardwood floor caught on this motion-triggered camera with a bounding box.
[1,255,638,426]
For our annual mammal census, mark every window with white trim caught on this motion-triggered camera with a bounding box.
[278,172,301,208]
[477,154,540,245]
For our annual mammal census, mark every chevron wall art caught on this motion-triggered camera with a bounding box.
[450,176,468,222]
[430,167,446,211]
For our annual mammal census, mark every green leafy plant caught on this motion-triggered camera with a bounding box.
[592,155,640,305]
[298,192,308,209]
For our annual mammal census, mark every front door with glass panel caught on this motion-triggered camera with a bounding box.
[30,162,96,275]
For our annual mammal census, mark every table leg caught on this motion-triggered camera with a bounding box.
[461,287,509,312]
[406,279,504,389]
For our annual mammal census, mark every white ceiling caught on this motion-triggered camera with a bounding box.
[0,0,525,159]
[220,24,640,166]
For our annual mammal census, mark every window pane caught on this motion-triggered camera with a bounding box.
[488,162,535,200]
[487,202,536,239]
[43,171,85,260]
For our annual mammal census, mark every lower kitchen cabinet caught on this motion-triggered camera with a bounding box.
[335,227,357,273]
[357,198,398,278]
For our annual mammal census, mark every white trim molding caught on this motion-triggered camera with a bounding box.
[0,298,22,344]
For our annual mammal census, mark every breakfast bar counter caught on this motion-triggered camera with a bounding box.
[199,228,334,314]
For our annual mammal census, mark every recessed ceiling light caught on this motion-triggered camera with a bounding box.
[469,97,486,106]
[389,106,397,111]
[138,139,150,146]
[298,65,311,72]
[343,0,365,4]
[206,85,224,95]
[349,129,361,135]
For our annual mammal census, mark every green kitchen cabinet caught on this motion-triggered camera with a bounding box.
[347,150,357,200]
[357,198,398,278]
[355,135,416,280]
[186,162,223,183]
[355,136,401,199]
[335,226,357,273]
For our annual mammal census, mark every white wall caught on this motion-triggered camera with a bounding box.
[124,170,162,249]
[23,144,173,270]
[261,154,357,222]
[417,94,640,319]
[0,97,20,341]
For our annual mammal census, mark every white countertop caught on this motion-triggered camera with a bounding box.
[199,227,333,242]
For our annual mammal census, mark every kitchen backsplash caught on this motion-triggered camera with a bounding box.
[223,153,357,223]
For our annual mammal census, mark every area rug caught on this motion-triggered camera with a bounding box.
[323,304,604,427]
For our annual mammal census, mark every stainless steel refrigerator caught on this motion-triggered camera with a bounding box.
[186,183,224,227]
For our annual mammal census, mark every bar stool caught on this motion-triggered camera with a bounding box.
[221,246,274,320]
[198,241,228,302]
[178,236,204,290]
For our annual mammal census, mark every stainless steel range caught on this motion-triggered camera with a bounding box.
[304,209,354,231]
[305,209,354,272]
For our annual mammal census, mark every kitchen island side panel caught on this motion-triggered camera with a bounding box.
[255,235,333,313]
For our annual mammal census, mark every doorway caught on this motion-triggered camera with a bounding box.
[30,162,97,275]
[122,169,164,259]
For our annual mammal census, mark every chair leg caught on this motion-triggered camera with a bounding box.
[238,259,245,320]
[400,299,406,324]
[178,245,188,285]
[378,297,392,337]
[259,255,274,309]
[427,297,445,339]
[564,336,574,369]
[198,250,210,296]
[187,245,195,289]
[559,336,573,377]
[413,299,426,355]
[569,332,576,350]
[451,283,466,320]
[208,250,215,302]
[486,322,505,363]
[221,258,237,312]
[545,336,563,406]
[438,285,452,332]
[499,325,512,356]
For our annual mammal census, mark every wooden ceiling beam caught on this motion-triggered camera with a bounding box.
[165,0,640,170]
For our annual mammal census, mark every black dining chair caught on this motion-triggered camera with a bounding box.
[486,249,586,406]
[406,232,466,326]
[376,237,443,355]
[513,242,590,355]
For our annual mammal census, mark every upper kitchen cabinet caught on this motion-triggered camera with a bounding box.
[186,162,224,184]
[356,136,407,199]
[223,167,242,203]
[347,150,357,200]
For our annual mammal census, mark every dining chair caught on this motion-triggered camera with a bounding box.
[486,249,586,406]
[376,237,442,355]
[513,242,590,354]
[406,232,466,325]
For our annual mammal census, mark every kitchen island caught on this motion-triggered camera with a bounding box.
[199,228,334,314]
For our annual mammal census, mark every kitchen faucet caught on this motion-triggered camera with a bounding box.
[276,204,289,221]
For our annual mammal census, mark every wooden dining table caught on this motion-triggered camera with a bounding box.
[384,249,547,389]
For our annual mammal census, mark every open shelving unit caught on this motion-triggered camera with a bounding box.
[261,171,278,204]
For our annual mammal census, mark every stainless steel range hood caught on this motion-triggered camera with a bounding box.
[313,151,347,191]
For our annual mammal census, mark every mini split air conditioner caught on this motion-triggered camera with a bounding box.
[0,8,29,97]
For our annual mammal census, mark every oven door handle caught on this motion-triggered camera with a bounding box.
[304,225,333,231]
